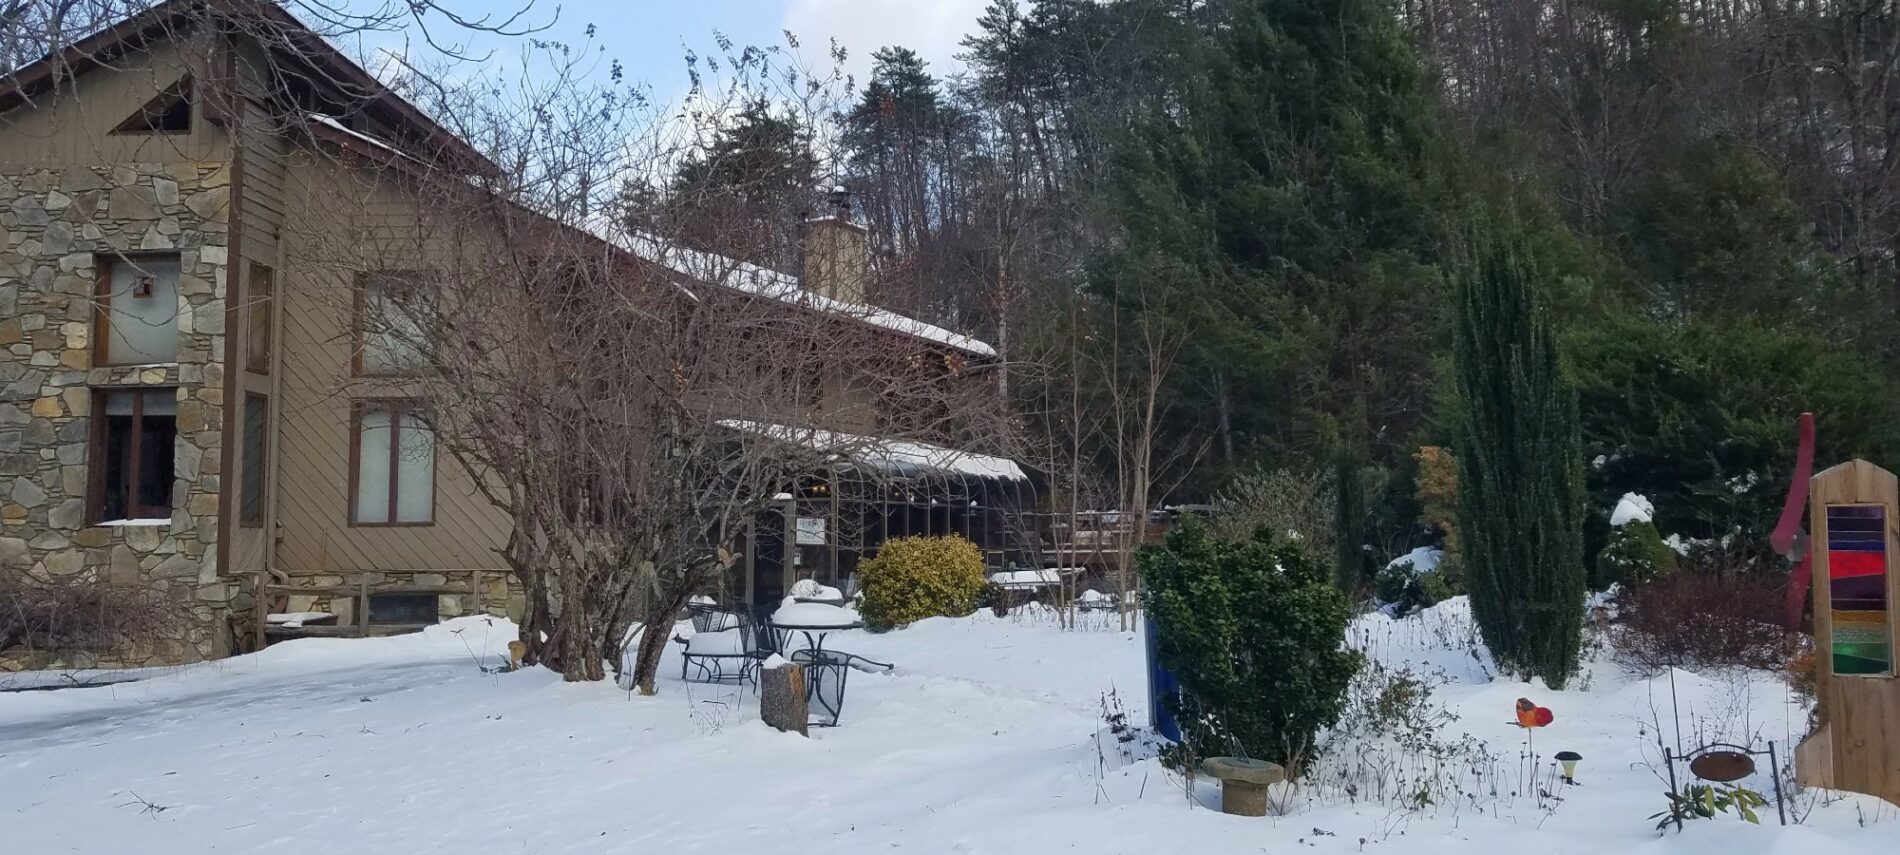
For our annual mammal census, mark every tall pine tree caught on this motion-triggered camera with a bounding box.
[1097,0,1448,493]
[1454,220,1586,688]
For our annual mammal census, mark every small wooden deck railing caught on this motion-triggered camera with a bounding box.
[246,570,494,649]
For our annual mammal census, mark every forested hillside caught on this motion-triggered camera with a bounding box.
[797,0,1900,573]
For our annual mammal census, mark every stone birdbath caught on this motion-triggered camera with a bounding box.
[1200,756,1285,817]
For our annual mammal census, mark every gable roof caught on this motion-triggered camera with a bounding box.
[4,0,997,359]
[602,230,998,358]
[0,0,487,169]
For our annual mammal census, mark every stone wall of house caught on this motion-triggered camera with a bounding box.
[0,162,236,669]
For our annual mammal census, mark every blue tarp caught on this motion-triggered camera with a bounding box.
[1144,615,1181,743]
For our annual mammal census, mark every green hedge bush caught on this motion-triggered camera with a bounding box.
[856,535,987,630]
[1141,520,1363,772]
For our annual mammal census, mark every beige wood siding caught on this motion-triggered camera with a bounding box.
[270,152,507,574]
[222,39,288,577]
[231,40,287,268]
[0,36,227,167]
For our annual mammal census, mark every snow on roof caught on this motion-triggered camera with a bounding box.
[598,229,997,358]
[718,419,1027,482]
[1609,492,1655,527]
[303,109,994,357]
[303,108,994,358]
[308,113,415,161]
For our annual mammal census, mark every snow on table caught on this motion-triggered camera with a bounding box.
[989,568,1075,589]
[769,601,861,627]
[683,629,747,655]
[787,579,844,600]
[265,611,335,628]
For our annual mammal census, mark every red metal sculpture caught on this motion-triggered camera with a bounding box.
[1775,413,1816,629]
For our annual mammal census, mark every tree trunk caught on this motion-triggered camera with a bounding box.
[555,609,605,682]
[630,603,676,695]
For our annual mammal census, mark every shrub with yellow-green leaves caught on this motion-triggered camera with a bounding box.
[856,535,987,630]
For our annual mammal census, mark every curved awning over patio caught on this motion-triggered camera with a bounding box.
[717,419,1027,483]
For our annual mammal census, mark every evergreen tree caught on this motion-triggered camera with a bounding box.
[1454,220,1587,688]
[1097,0,1448,492]
[668,101,817,269]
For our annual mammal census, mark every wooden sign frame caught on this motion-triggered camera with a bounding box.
[1798,460,1900,805]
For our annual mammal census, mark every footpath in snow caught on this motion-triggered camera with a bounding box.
[0,599,1894,854]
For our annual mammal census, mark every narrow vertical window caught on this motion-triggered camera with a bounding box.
[240,394,269,526]
[351,401,434,525]
[91,389,177,522]
[96,254,182,364]
[1827,505,1891,675]
[245,263,273,373]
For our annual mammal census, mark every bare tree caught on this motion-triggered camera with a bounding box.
[292,38,1014,688]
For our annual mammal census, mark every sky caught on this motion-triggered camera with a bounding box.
[343,0,1000,107]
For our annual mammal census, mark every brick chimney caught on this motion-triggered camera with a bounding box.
[801,187,869,305]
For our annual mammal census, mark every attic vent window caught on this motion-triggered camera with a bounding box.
[113,76,193,134]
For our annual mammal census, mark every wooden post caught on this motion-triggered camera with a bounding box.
[251,571,267,651]
[470,571,483,617]
[357,574,371,637]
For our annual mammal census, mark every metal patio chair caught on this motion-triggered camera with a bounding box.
[679,607,765,686]
[790,648,850,727]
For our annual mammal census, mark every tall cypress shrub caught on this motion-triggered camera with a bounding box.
[1454,221,1587,688]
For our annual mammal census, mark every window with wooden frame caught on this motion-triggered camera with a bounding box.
[244,263,274,374]
[90,389,178,523]
[239,393,269,527]
[354,271,430,376]
[350,400,434,525]
[94,253,182,365]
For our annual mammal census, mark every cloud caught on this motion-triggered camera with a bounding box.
[781,0,999,84]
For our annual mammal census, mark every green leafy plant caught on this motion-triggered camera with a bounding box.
[855,535,987,631]
[1650,783,1769,832]
[1595,519,1677,588]
[1140,520,1363,773]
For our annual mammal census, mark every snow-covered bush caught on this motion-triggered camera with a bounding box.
[1592,493,1676,588]
[1376,546,1448,613]
[1306,658,1495,812]
[855,535,986,631]
[1595,519,1677,587]
[1140,520,1362,773]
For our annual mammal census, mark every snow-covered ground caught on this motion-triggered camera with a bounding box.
[2,600,1894,854]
